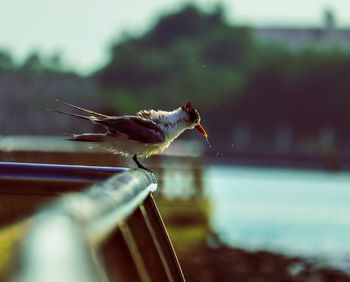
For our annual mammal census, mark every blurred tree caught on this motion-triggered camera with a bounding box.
[47,52,64,72]
[95,3,350,148]
[144,5,217,48]
[291,47,350,137]
[0,50,15,71]
[21,51,43,75]
[96,4,251,116]
[1,3,350,150]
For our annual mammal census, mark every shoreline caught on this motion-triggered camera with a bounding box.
[178,243,350,282]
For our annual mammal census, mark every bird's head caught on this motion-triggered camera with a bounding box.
[181,102,207,137]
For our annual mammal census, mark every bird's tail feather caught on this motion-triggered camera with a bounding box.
[47,108,92,121]
[67,133,107,142]
[55,99,109,119]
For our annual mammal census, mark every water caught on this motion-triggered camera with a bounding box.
[207,165,350,271]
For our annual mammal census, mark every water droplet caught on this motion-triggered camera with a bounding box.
[205,137,224,157]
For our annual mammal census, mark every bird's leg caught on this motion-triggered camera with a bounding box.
[132,155,153,173]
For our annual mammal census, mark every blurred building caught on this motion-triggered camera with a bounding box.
[255,9,350,49]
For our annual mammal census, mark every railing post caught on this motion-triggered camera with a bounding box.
[143,194,185,281]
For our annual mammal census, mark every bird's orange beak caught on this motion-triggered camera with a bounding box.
[195,124,208,137]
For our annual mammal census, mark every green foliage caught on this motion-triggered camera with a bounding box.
[95,4,350,142]
[96,4,252,115]
[232,43,350,139]
[0,50,75,77]
[143,5,226,48]
[2,3,350,143]
[0,50,15,71]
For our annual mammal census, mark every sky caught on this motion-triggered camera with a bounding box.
[1,0,350,75]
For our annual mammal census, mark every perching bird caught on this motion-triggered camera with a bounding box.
[50,99,208,171]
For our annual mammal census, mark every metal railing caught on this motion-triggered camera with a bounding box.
[0,162,127,182]
[0,162,185,282]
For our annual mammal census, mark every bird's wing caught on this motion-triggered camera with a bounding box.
[96,116,165,144]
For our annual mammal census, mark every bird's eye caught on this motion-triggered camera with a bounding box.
[194,119,199,124]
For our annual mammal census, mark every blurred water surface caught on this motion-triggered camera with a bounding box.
[207,165,350,270]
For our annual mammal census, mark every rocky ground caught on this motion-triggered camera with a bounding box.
[178,245,350,282]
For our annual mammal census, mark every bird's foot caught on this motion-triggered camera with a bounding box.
[132,155,154,173]
[139,165,154,173]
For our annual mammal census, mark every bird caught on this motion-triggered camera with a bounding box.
[50,99,208,172]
